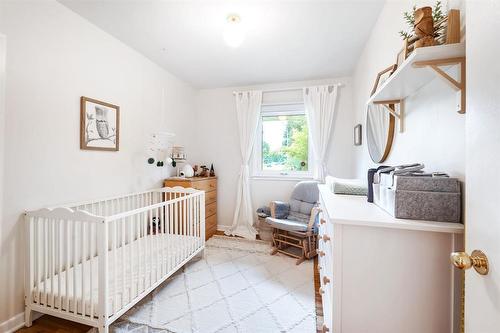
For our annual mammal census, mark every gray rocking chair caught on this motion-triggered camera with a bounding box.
[265,181,320,265]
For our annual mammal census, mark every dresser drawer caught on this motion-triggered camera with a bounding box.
[205,190,217,205]
[206,214,217,240]
[192,178,217,192]
[206,201,217,217]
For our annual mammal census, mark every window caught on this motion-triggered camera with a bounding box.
[253,103,313,179]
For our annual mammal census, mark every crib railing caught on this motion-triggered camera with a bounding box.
[25,187,205,331]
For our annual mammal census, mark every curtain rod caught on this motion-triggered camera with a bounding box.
[232,83,343,95]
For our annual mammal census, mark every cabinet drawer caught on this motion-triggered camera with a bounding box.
[205,190,217,205]
[206,213,217,228]
[206,201,217,217]
[206,214,217,240]
[192,179,217,192]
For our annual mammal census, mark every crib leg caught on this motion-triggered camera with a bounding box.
[98,325,109,333]
[196,248,206,259]
[24,307,33,327]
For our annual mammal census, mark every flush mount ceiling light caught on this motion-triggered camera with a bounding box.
[224,14,245,48]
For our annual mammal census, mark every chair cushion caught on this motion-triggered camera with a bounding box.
[265,217,308,232]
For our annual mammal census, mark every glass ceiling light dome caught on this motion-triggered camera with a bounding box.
[224,14,245,48]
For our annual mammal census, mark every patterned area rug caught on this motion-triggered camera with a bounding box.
[111,235,316,333]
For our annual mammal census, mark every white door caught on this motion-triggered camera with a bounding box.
[462,1,500,332]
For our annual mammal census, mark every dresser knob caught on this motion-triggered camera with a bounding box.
[323,235,331,242]
[319,287,325,295]
[320,219,326,225]
[319,251,325,257]
[322,324,330,333]
[318,264,322,270]
[323,276,331,285]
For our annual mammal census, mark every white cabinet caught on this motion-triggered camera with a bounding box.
[317,185,464,333]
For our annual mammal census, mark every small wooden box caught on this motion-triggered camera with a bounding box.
[164,177,217,240]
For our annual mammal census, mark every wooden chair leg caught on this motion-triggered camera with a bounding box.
[296,256,306,265]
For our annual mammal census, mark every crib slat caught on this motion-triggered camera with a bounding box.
[128,213,133,303]
[89,223,94,319]
[81,221,86,318]
[174,201,179,265]
[121,217,125,309]
[160,204,165,276]
[73,221,77,314]
[56,219,62,310]
[65,220,70,312]
[33,218,38,306]
[148,206,153,287]
[142,210,147,291]
[43,218,48,308]
[112,220,117,313]
[183,196,187,260]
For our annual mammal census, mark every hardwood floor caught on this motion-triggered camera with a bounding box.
[18,233,324,333]
[16,315,90,333]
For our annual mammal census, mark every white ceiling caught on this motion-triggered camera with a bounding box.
[59,0,384,88]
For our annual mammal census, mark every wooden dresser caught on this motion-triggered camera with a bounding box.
[164,177,217,240]
[317,184,464,333]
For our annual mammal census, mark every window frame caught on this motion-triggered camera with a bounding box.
[251,103,314,180]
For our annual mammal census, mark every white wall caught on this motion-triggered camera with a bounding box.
[352,0,466,181]
[192,77,354,229]
[0,34,5,245]
[0,1,196,325]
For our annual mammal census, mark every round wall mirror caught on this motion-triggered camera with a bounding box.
[366,104,395,163]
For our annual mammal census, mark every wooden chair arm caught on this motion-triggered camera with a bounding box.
[306,206,321,234]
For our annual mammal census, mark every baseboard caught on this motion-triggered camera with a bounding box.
[0,312,43,333]
[216,224,231,232]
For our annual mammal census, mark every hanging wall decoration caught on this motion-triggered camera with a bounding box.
[80,96,120,151]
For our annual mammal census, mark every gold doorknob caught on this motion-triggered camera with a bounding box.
[450,250,489,275]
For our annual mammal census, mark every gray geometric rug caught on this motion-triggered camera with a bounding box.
[111,235,316,333]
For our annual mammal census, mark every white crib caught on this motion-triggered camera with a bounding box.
[24,187,205,333]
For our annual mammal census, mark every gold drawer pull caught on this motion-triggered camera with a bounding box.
[323,276,331,285]
[322,324,330,333]
[320,219,326,225]
[323,235,331,242]
[319,251,325,257]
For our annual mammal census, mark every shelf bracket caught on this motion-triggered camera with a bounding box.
[373,100,405,133]
[413,56,466,114]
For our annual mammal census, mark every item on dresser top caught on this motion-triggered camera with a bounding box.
[330,178,368,196]
[180,164,194,177]
[210,163,215,177]
[373,163,425,185]
[373,171,461,223]
[325,176,368,196]
[367,165,389,202]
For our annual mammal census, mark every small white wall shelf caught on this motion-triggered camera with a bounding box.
[367,42,466,132]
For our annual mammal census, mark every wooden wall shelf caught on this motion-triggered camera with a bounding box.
[367,43,466,132]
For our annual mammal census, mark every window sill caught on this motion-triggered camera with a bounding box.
[251,175,314,182]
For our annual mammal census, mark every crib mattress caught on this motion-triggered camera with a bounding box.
[32,233,201,318]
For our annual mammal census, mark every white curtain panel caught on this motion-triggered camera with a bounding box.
[303,85,339,182]
[225,90,263,239]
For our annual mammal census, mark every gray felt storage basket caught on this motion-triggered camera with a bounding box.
[394,176,462,223]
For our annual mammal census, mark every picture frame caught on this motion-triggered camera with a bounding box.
[80,96,120,151]
[370,64,397,96]
[354,124,362,146]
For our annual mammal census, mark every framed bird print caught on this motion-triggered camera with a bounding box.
[80,96,120,151]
